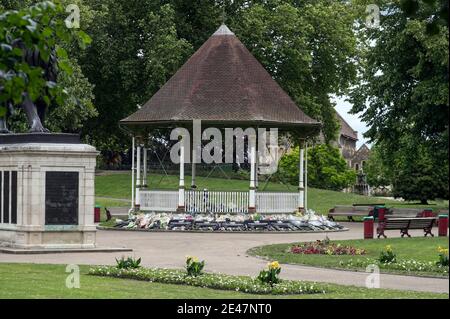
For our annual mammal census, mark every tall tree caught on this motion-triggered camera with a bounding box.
[166,0,359,143]
[0,0,94,133]
[78,0,192,152]
[1,0,97,133]
[364,143,392,188]
[390,136,449,204]
[350,0,449,202]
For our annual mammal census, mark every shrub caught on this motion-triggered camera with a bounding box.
[436,246,449,267]
[378,245,397,264]
[186,256,205,277]
[115,256,141,269]
[257,261,281,287]
[278,145,356,191]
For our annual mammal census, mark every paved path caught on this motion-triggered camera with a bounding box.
[0,222,448,294]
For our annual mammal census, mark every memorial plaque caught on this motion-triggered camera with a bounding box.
[11,171,17,224]
[45,172,79,225]
[2,171,9,223]
[0,172,2,223]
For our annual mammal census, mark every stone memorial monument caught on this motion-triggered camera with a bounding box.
[0,41,99,250]
[0,134,98,249]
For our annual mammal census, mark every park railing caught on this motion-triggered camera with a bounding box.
[139,190,298,214]
[256,192,298,214]
[186,190,249,214]
[139,190,178,212]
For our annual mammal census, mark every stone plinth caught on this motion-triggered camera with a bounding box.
[0,134,99,249]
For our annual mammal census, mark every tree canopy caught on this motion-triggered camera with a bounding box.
[3,0,359,151]
[3,1,447,199]
[0,0,96,132]
[350,0,449,202]
[278,144,356,191]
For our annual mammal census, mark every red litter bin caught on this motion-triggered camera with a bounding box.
[364,216,374,239]
[422,209,434,218]
[438,215,448,237]
[94,205,101,223]
[375,205,387,221]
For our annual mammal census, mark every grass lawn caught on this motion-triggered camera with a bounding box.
[248,237,449,277]
[95,172,449,215]
[0,263,447,299]
[95,197,130,209]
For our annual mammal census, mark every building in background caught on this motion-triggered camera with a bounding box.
[335,112,370,172]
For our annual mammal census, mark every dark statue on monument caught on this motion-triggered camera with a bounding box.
[0,39,58,134]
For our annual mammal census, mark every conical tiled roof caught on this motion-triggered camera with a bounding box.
[121,25,320,132]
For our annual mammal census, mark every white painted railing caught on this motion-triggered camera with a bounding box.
[256,192,298,214]
[139,189,298,214]
[186,190,249,214]
[139,190,178,212]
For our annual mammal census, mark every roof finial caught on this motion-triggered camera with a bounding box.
[221,5,226,24]
[213,23,234,36]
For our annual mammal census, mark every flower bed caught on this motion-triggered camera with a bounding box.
[290,240,366,256]
[89,266,325,295]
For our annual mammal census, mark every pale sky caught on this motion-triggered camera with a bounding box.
[333,95,370,148]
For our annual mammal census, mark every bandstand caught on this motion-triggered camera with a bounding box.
[120,25,321,215]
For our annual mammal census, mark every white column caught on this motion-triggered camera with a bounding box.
[255,152,259,189]
[305,142,308,211]
[135,145,141,208]
[143,147,148,188]
[298,142,305,211]
[131,137,135,210]
[178,142,185,212]
[191,146,197,189]
[0,171,3,224]
[248,136,257,213]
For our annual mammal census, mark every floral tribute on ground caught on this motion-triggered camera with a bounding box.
[104,210,345,232]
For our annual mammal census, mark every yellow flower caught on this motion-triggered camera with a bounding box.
[438,246,449,255]
[385,245,392,252]
[186,255,199,263]
[268,261,280,269]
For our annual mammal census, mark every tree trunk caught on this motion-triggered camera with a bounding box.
[420,199,428,205]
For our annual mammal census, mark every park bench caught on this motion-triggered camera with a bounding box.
[387,208,427,218]
[328,205,374,221]
[106,207,128,219]
[353,203,385,207]
[376,217,436,238]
